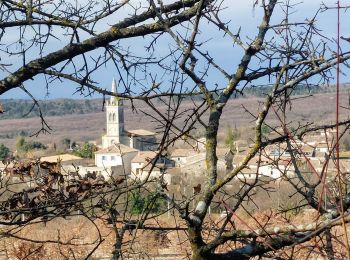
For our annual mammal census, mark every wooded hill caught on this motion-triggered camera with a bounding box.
[0,99,103,120]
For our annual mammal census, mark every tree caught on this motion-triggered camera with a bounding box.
[61,138,71,150]
[0,144,10,160]
[73,142,96,158]
[16,137,46,154]
[1,0,350,259]
[224,125,236,151]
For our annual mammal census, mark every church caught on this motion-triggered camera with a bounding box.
[100,78,156,150]
[75,79,157,179]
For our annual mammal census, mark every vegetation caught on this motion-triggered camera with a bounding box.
[129,191,167,215]
[224,125,239,151]
[73,142,96,158]
[16,137,47,153]
[1,84,349,120]
[0,144,10,160]
[243,83,350,97]
[0,99,100,120]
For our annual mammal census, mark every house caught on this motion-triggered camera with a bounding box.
[195,137,206,151]
[130,151,175,181]
[131,151,157,179]
[95,143,138,176]
[170,148,200,167]
[316,141,330,153]
[235,168,259,181]
[127,129,157,151]
[40,153,83,164]
[172,148,233,177]
[268,142,315,158]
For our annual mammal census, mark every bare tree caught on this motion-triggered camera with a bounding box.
[1,0,350,259]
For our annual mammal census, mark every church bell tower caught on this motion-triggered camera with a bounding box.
[102,78,125,148]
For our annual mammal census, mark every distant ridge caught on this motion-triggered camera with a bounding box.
[1,84,349,120]
[242,83,350,97]
[0,98,104,120]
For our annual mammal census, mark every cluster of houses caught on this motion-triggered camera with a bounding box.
[1,79,349,188]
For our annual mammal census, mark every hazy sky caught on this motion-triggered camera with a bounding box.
[1,0,349,100]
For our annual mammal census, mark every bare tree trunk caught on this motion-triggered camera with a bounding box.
[112,226,125,260]
[324,229,335,260]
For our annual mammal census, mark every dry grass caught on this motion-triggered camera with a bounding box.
[3,210,350,259]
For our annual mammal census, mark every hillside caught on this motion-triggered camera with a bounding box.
[0,98,103,120]
[1,84,349,121]
[0,90,349,150]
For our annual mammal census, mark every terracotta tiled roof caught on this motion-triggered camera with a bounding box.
[170,148,199,157]
[95,143,138,154]
[40,154,82,163]
[131,151,157,163]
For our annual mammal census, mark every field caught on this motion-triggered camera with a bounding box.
[0,91,348,150]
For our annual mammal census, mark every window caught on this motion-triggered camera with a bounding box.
[102,156,106,161]
[111,156,116,161]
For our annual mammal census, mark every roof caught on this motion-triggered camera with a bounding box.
[317,142,330,149]
[247,156,273,167]
[301,145,315,153]
[170,148,199,157]
[131,151,157,163]
[127,129,155,136]
[95,143,138,154]
[40,154,82,163]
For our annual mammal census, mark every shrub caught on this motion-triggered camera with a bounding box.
[73,142,96,158]
[16,137,47,153]
[129,191,167,215]
[0,144,10,160]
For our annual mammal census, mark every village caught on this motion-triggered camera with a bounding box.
[1,0,350,258]
[1,79,348,201]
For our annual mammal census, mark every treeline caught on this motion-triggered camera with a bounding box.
[181,83,350,101]
[243,83,350,97]
[0,98,103,120]
[1,84,349,120]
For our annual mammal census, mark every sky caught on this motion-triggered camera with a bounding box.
[0,0,349,100]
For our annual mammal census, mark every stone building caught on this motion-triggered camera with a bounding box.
[101,78,156,150]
